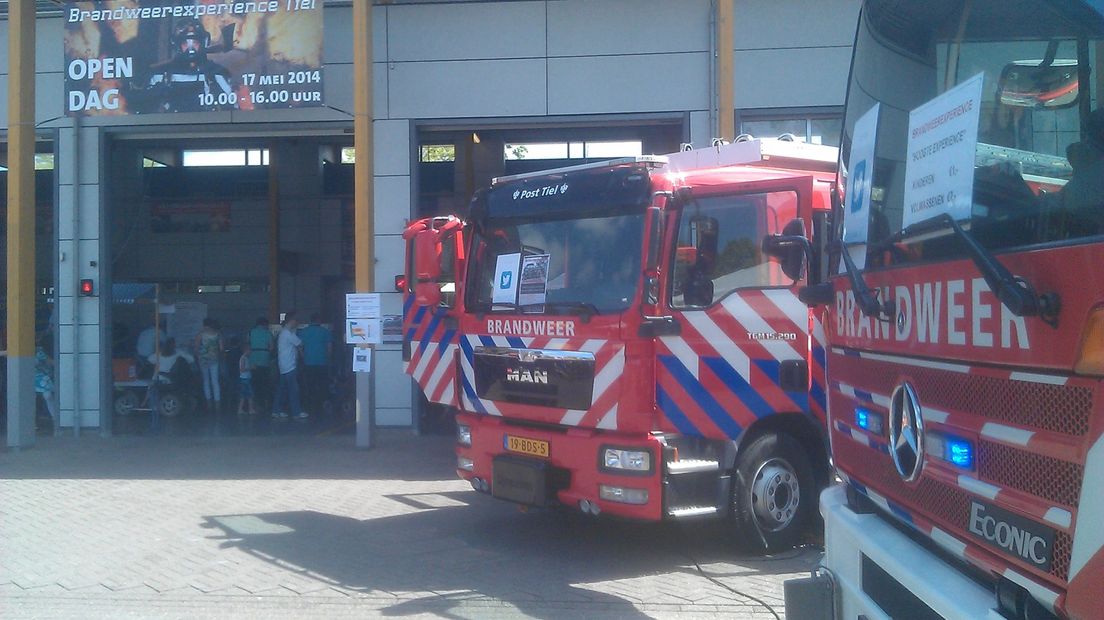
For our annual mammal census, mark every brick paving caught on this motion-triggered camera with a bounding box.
[0,430,820,619]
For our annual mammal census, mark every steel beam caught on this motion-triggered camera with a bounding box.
[353,1,375,448]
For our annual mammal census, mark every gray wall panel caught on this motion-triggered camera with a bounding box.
[389,59,547,119]
[548,53,709,115]
[387,1,546,62]
[734,47,852,109]
[548,0,710,57]
[735,0,860,50]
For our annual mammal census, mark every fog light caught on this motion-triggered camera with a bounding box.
[601,447,652,472]
[599,485,649,505]
[457,456,475,472]
[456,424,472,447]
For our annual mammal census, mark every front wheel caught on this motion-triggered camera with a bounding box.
[729,432,817,552]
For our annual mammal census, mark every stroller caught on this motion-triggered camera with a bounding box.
[113,356,200,418]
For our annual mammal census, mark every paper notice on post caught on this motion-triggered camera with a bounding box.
[518,254,550,309]
[492,252,521,305]
[843,103,880,270]
[903,73,984,228]
[346,293,381,319]
[352,347,372,373]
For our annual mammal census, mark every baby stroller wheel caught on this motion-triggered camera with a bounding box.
[159,392,186,417]
[114,391,140,416]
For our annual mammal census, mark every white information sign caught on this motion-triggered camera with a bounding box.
[844,104,880,270]
[518,254,551,308]
[346,318,382,345]
[492,252,521,305]
[346,293,382,319]
[903,72,984,228]
[352,347,372,373]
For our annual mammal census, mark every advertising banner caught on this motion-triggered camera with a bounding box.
[64,1,323,116]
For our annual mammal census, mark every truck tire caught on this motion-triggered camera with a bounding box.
[729,431,817,552]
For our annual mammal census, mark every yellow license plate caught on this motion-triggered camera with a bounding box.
[504,435,550,458]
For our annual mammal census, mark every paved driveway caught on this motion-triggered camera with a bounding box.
[0,431,819,619]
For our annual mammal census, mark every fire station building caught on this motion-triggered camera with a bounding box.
[0,0,859,439]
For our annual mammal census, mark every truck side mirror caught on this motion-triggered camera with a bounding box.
[763,218,809,282]
[414,229,443,306]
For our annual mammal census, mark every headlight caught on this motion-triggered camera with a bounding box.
[456,423,472,447]
[599,485,649,505]
[601,447,651,472]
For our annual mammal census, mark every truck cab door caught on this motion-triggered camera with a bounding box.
[656,176,816,440]
[401,216,465,408]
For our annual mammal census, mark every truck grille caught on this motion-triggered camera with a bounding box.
[978,441,1084,509]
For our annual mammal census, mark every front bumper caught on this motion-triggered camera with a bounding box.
[455,413,664,521]
[808,484,1003,620]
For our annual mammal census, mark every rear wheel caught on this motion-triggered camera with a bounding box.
[729,432,817,552]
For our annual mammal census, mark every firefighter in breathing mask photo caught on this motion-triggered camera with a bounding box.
[145,18,238,113]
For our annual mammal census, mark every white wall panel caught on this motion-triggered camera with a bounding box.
[734,47,852,109]
[375,119,411,176]
[548,0,710,56]
[735,0,860,50]
[387,1,545,62]
[689,110,712,148]
[548,53,709,115]
[388,59,547,119]
[321,62,388,120]
[375,350,412,409]
[373,234,406,294]
[375,175,411,236]
[376,407,412,427]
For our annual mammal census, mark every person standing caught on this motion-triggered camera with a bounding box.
[194,318,224,413]
[34,333,57,432]
[237,342,255,415]
[248,317,275,410]
[271,313,307,420]
[298,313,332,416]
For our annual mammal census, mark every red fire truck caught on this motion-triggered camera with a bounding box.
[785,1,1104,619]
[402,138,836,550]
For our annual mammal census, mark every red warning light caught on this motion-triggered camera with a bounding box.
[79,279,94,296]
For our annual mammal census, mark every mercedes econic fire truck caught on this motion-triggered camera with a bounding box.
[785,1,1104,619]
[401,138,836,550]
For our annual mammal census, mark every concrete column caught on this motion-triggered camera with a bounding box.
[353,0,376,447]
[56,125,107,431]
[716,0,735,142]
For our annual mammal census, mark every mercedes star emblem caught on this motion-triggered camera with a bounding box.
[889,382,925,482]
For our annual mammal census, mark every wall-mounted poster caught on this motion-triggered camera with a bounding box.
[64,1,323,116]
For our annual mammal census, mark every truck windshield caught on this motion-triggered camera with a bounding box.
[466,212,645,315]
[844,0,1104,266]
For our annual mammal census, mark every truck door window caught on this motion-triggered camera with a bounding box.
[671,191,798,308]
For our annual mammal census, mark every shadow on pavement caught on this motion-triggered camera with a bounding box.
[202,494,817,619]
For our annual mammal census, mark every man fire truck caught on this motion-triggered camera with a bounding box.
[402,138,836,550]
[785,1,1104,619]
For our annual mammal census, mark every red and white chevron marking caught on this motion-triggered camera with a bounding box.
[407,338,459,407]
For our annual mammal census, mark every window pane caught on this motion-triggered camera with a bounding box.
[182,150,246,167]
[420,145,456,162]
[671,192,797,307]
[584,141,643,158]
[504,143,568,160]
[569,142,585,159]
[810,118,843,146]
[740,119,808,141]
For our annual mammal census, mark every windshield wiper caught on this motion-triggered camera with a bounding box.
[883,213,1060,326]
[543,301,600,322]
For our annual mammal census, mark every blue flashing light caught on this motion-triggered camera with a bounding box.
[856,408,871,430]
[946,437,974,469]
[855,407,884,435]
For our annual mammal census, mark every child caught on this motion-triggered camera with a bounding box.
[238,342,255,415]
